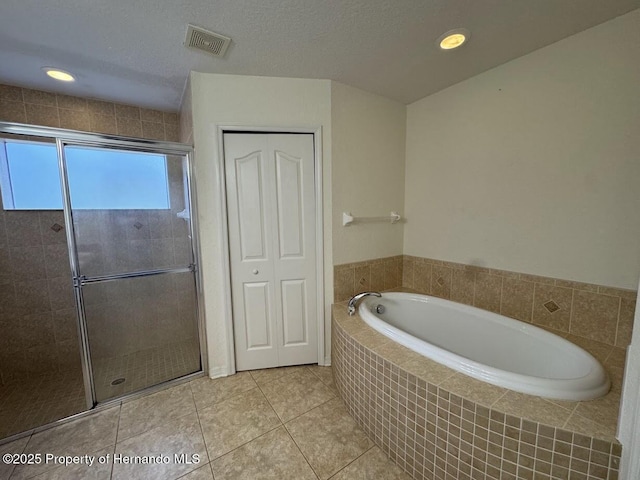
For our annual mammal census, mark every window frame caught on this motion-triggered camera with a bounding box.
[0,138,172,211]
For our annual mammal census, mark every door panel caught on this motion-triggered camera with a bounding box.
[69,152,193,277]
[225,133,317,371]
[281,279,307,345]
[235,152,268,261]
[242,282,273,350]
[275,150,304,258]
[83,271,200,402]
[63,144,201,403]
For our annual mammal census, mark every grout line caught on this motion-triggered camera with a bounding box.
[325,444,377,479]
[568,288,576,335]
[109,403,122,480]
[613,296,622,347]
[281,423,320,479]
[209,423,284,466]
[188,380,213,466]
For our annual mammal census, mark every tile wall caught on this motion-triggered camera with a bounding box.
[333,313,622,480]
[0,83,185,385]
[333,255,636,348]
[0,84,180,141]
[334,255,404,302]
[0,207,79,384]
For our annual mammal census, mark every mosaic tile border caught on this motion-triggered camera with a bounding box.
[332,311,622,480]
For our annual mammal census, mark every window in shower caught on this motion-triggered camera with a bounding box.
[0,140,170,210]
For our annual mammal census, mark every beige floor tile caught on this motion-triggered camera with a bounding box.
[29,446,114,480]
[118,383,196,442]
[329,446,410,480]
[259,369,336,422]
[249,365,308,387]
[307,365,333,385]
[308,365,339,396]
[211,426,316,480]
[189,372,257,410]
[0,435,30,480]
[177,463,214,479]
[112,411,207,480]
[198,387,281,460]
[12,407,119,479]
[286,398,373,480]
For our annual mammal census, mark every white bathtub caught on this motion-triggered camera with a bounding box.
[359,292,610,401]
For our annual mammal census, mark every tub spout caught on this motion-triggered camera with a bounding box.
[347,291,382,316]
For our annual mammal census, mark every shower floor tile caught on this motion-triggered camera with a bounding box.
[0,370,86,440]
[0,365,410,480]
[0,339,200,441]
[92,338,201,402]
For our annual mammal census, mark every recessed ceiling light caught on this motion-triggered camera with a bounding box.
[42,67,75,82]
[437,29,470,50]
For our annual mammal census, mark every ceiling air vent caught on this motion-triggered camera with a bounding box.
[185,24,231,57]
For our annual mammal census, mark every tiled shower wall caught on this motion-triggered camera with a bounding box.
[0,83,184,385]
[333,255,636,348]
[0,207,79,384]
[0,84,180,141]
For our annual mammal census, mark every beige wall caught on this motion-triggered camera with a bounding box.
[331,82,406,265]
[179,78,193,145]
[404,11,640,289]
[188,73,333,374]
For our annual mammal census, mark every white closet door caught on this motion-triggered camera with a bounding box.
[224,133,317,371]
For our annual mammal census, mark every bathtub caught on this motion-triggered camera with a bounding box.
[359,292,610,401]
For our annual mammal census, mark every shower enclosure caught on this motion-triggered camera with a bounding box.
[0,122,204,441]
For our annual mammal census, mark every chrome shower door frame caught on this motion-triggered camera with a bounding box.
[0,121,207,412]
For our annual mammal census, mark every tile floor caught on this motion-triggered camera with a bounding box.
[0,365,410,480]
[92,339,201,402]
[0,371,86,440]
[0,339,201,440]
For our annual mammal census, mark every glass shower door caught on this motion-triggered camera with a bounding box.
[63,144,201,402]
[0,133,86,439]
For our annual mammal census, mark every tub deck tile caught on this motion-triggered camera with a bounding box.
[563,411,617,441]
[492,391,574,428]
[401,357,455,386]
[439,373,508,409]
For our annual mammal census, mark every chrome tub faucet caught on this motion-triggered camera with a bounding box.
[347,291,382,316]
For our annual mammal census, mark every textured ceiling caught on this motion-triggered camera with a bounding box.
[0,1,639,111]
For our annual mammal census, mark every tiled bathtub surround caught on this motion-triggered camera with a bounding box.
[334,255,636,348]
[334,255,404,302]
[402,256,636,348]
[332,307,623,480]
[0,83,180,141]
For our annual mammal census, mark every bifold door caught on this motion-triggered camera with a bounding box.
[224,133,317,371]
